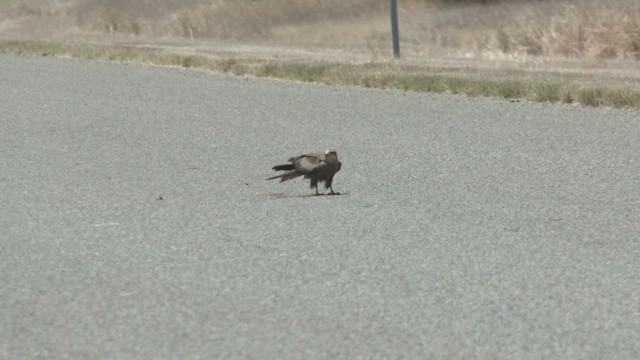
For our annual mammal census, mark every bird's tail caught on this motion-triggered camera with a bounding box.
[272,164,295,171]
[267,170,300,182]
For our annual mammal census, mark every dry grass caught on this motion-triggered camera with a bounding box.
[398,0,640,60]
[172,0,386,39]
[496,0,640,59]
[3,0,640,60]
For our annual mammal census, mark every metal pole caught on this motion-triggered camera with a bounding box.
[390,0,400,58]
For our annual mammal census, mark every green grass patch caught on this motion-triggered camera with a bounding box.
[578,88,606,107]
[533,84,562,103]
[255,63,330,82]
[609,90,640,108]
[498,80,526,99]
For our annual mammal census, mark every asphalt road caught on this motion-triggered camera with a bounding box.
[1,54,639,359]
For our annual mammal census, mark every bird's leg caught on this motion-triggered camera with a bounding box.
[328,185,339,195]
[315,185,320,196]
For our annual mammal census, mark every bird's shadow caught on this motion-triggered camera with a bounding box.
[269,192,348,199]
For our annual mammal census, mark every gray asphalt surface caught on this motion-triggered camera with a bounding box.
[1,54,639,359]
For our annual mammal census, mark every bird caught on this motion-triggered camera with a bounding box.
[267,149,342,195]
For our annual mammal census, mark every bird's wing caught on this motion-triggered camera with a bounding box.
[292,153,325,174]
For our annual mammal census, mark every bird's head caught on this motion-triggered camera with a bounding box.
[324,148,339,162]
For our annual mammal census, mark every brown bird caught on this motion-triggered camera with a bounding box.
[267,149,342,195]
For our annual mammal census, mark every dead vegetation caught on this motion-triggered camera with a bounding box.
[2,0,640,60]
[397,0,640,60]
[495,1,640,59]
[174,0,387,39]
